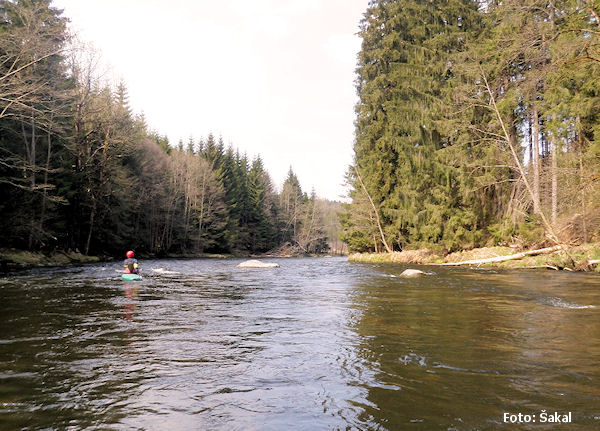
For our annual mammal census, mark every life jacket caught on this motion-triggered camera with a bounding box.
[124,258,138,274]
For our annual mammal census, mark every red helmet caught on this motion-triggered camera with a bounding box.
[126,250,134,258]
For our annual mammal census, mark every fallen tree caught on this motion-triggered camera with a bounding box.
[434,245,563,267]
[575,258,600,271]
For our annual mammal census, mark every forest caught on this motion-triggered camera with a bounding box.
[342,0,600,254]
[0,0,341,258]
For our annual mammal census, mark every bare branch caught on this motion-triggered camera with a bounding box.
[478,65,579,266]
[353,165,392,253]
[0,49,63,83]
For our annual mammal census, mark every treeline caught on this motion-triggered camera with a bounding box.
[342,0,600,252]
[0,0,338,256]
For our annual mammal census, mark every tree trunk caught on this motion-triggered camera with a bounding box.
[577,116,588,243]
[85,198,96,256]
[531,104,541,214]
[354,165,392,253]
[30,111,36,188]
[551,127,558,225]
[28,112,37,248]
[528,115,533,166]
[436,245,562,266]
[39,127,52,241]
[480,67,561,245]
[197,172,207,253]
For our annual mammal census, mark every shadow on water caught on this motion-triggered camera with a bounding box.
[0,259,599,430]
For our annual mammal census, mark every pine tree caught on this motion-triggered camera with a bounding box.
[202,133,223,171]
[247,156,278,252]
[348,0,482,251]
[217,145,241,251]
[186,136,195,154]
[279,167,305,246]
[116,80,132,119]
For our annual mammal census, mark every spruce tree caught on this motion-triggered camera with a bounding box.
[349,0,482,251]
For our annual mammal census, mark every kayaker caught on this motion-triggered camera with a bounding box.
[123,250,140,274]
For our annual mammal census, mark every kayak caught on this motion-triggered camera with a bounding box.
[121,273,142,281]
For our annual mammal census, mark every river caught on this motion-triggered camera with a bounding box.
[1,257,599,430]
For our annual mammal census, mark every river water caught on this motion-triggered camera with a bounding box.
[1,257,599,430]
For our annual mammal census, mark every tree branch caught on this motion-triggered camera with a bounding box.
[478,65,577,266]
[353,164,392,253]
[0,49,63,83]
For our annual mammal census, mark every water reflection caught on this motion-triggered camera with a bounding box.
[123,282,138,322]
[350,265,600,430]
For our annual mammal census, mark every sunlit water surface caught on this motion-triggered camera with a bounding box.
[1,257,599,430]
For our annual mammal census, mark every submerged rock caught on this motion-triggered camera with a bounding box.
[237,260,280,268]
[399,268,426,277]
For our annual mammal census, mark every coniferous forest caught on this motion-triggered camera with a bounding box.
[0,0,339,258]
[4,0,600,262]
[342,0,600,253]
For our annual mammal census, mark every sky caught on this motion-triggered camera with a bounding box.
[51,0,369,201]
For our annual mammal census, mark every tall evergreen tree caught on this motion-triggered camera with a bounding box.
[346,0,482,252]
[247,157,278,252]
[280,167,305,246]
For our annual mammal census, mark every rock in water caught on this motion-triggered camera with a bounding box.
[400,269,426,277]
[237,260,280,268]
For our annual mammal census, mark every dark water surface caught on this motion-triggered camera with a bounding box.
[1,257,599,430]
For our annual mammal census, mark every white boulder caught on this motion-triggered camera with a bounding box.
[237,260,280,268]
[399,269,426,277]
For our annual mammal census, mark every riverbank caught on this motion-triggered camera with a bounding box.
[0,248,102,271]
[348,243,600,272]
[0,249,239,271]
[0,248,334,272]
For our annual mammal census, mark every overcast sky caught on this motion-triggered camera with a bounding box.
[51,0,369,201]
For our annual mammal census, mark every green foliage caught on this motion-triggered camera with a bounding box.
[344,0,600,251]
[487,218,517,246]
[347,0,483,252]
[0,0,339,257]
[278,169,330,254]
[515,217,545,246]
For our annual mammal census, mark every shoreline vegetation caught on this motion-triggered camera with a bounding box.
[0,249,102,271]
[3,2,600,275]
[341,1,600,265]
[4,244,599,273]
[349,243,600,272]
[0,248,346,271]
[0,248,235,271]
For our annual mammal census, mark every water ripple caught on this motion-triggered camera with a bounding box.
[0,257,599,430]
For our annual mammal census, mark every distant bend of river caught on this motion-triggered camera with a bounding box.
[1,257,599,430]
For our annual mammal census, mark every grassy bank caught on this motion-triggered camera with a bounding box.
[0,248,102,271]
[348,243,600,272]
